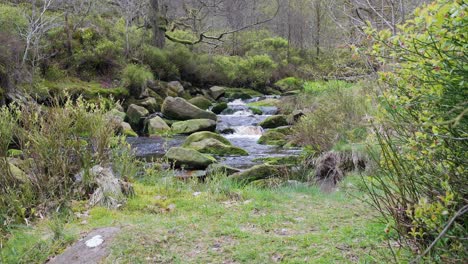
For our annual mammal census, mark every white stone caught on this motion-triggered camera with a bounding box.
[85,235,104,248]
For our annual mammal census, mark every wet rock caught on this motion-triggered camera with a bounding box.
[211,102,228,114]
[186,138,248,156]
[162,97,217,121]
[257,130,287,146]
[172,119,216,134]
[126,104,149,126]
[146,116,170,136]
[209,86,226,100]
[231,165,282,183]
[259,115,289,129]
[258,106,279,115]
[188,96,212,110]
[164,147,216,169]
[182,131,232,146]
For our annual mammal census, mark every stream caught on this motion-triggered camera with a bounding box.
[127,96,301,171]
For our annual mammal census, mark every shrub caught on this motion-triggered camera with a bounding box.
[238,55,277,89]
[122,64,154,97]
[140,45,179,80]
[275,77,304,92]
[0,97,136,232]
[365,1,467,262]
[291,82,369,152]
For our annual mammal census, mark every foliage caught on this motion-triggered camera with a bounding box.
[365,1,467,262]
[0,97,137,233]
[291,82,369,152]
[122,64,154,97]
[140,45,179,80]
[275,77,304,92]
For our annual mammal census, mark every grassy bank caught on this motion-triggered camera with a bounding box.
[1,174,395,263]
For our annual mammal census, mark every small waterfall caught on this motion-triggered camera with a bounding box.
[226,126,264,139]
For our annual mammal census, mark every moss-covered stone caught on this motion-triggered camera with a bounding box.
[182,131,232,147]
[146,116,170,136]
[188,96,212,110]
[172,119,216,134]
[206,164,241,176]
[107,108,126,123]
[252,156,300,166]
[126,104,149,126]
[138,97,160,113]
[209,86,226,100]
[211,102,228,114]
[249,107,263,115]
[257,130,287,146]
[164,147,216,169]
[259,115,288,129]
[162,97,217,121]
[187,138,248,156]
[120,122,138,137]
[275,77,304,92]
[231,165,281,183]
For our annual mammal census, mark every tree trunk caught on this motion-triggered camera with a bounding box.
[150,0,166,49]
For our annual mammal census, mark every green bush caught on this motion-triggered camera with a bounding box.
[0,97,138,233]
[238,55,277,89]
[275,77,304,92]
[122,64,154,97]
[140,45,179,80]
[291,82,369,152]
[365,1,467,262]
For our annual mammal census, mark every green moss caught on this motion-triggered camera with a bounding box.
[252,156,300,166]
[188,96,212,110]
[249,106,263,115]
[211,102,228,114]
[275,77,304,92]
[247,98,281,108]
[224,88,263,100]
[182,131,232,147]
[257,130,287,146]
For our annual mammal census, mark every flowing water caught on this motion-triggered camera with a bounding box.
[128,97,301,170]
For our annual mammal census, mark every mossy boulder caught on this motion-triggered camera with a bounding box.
[257,130,287,146]
[7,162,28,183]
[182,131,232,147]
[275,77,304,92]
[186,138,248,156]
[126,104,149,126]
[146,116,170,136]
[188,96,212,110]
[167,81,184,97]
[172,119,216,134]
[249,107,263,115]
[162,97,217,121]
[137,97,160,113]
[209,86,226,100]
[211,102,228,114]
[231,165,281,183]
[206,164,241,176]
[253,156,300,166]
[164,147,216,169]
[107,108,126,123]
[120,122,138,137]
[259,115,289,129]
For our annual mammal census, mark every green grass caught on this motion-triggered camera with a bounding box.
[303,80,352,95]
[0,175,395,263]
